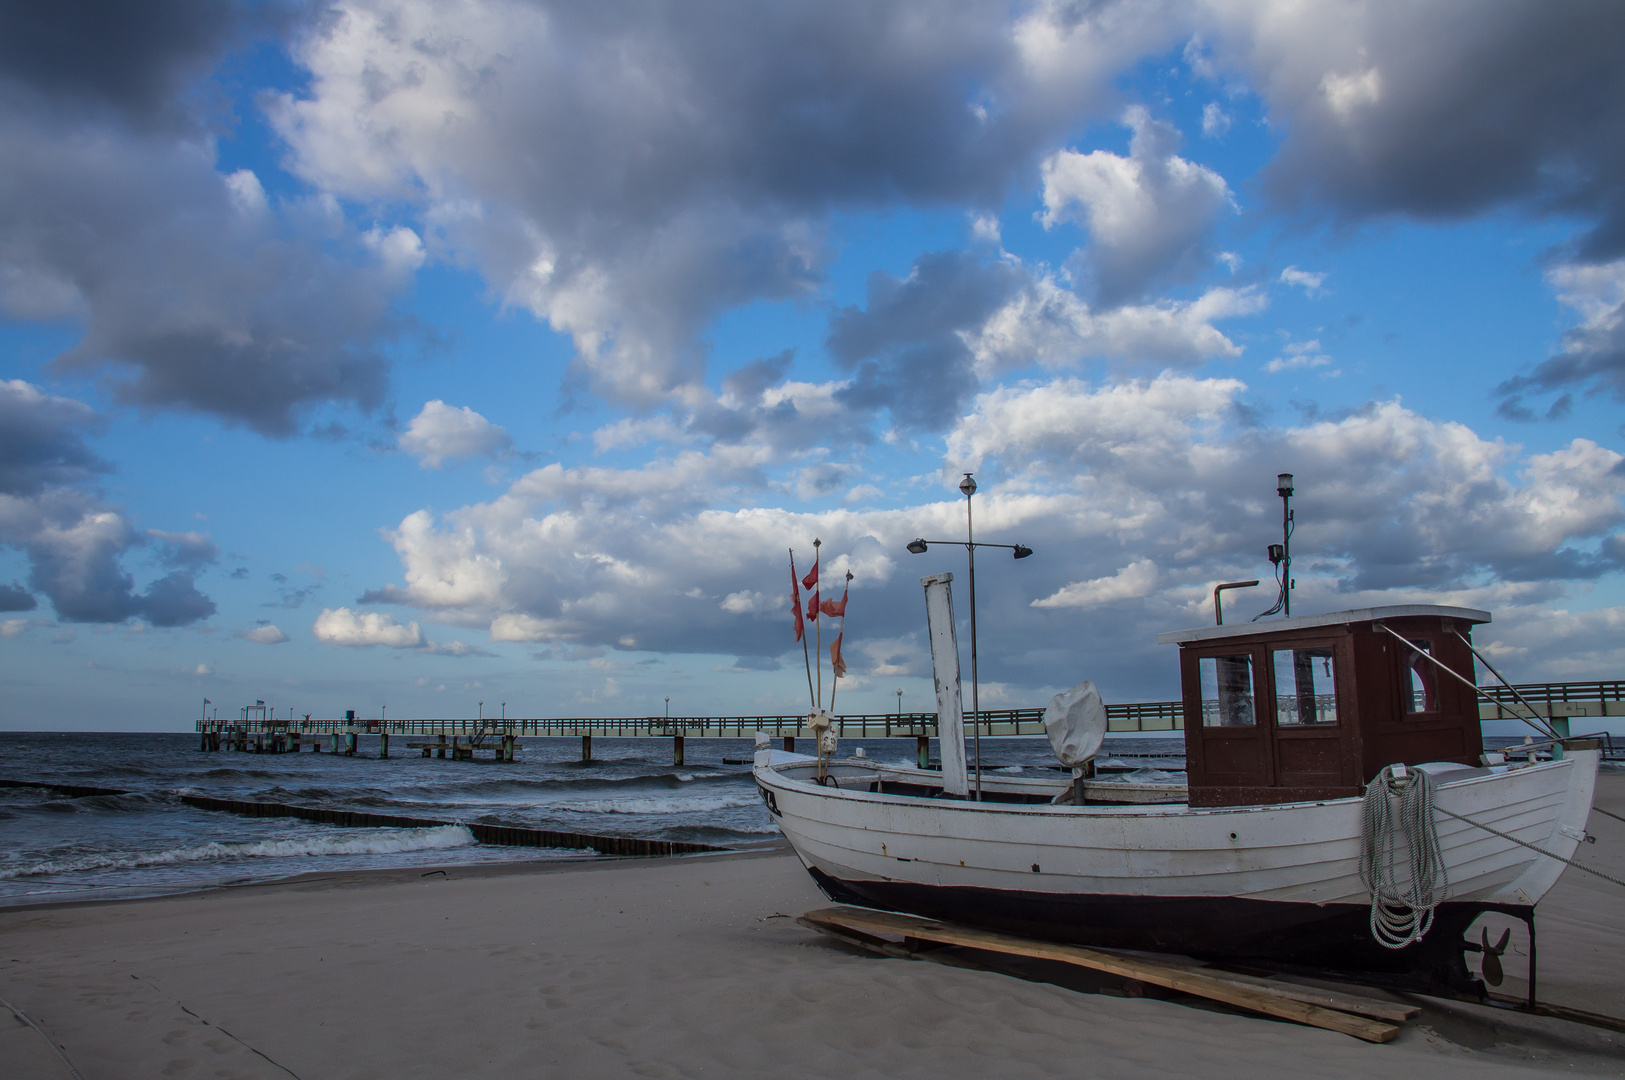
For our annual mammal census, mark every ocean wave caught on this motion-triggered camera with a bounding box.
[539,792,767,816]
[0,825,475,880]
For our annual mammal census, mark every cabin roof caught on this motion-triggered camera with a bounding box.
[1155,604,1491,646]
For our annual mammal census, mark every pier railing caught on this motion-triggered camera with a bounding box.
[194,679,1621,738]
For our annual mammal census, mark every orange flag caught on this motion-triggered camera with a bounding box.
[830,633,847,677]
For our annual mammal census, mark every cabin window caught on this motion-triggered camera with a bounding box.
[1273,647,1338,726]
[1403,639,1439,714]
[1199,654,1256,727]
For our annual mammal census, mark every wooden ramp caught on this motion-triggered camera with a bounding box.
[799,905,1418,1043]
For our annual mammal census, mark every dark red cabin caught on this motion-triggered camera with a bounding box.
[1158,606,1488,808]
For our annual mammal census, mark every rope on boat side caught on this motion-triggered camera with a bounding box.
[1360,765,1448,949]
[1433,806,1625,890]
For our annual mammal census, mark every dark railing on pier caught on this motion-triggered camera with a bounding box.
[194,679,1619,739]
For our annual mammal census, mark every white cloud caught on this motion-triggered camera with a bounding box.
[1278,266,1327,296]
[312,607,424,648]
[1038,106,1234,301]
[1033,558,1159,609]
[1265,339,1334,373]
[237,624,291,644]
[1200,102,1231,138]
[964,274,1264,374]
[399,400,513,469]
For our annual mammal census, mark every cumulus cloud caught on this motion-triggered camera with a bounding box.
[344,368,1625,700]
[0,380,107,495]
[1497,258,1625,415]
[312,607,424,648]
[399,400,513,469]
[1278,266,1327,296]
[965,274,1264,376]
[237,623,291,644]
[266,0,1185,409]
[0,380,217,626]
[1265,340,1334,374]
[1196,1,1625,255]
[1033,559,1160,609]
[0,0,420,436]
[826,251,1261,433]
[1039,106,1234,303]
[0,583,37,612]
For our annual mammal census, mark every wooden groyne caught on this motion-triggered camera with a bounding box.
[0,779,724,857]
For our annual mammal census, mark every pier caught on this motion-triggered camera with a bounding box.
[192,679,1625,763]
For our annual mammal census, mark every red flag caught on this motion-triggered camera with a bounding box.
[790,559,805,643]
[806,591,820,621]
[802,563,818,590]
[820,576,849,618]
[830,633,847,677]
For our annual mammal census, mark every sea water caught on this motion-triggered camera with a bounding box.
[0,732,1188,906]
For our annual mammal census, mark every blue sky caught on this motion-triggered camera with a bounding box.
[3,0,1624,731]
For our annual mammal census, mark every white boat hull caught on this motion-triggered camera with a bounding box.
[755,750,1600,988]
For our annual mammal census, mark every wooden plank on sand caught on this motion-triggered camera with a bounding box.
[802,906,1402,1043]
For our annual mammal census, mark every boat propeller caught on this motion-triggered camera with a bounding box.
[1477,927,1512,986]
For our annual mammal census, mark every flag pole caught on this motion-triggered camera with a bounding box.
[828,570,853,715]
[812,538,822,710]
[790,548,815,709]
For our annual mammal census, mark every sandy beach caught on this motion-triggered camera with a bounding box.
[2,775,1621,1080]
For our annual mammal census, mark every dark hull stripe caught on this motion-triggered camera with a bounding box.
[806,867,1525,994]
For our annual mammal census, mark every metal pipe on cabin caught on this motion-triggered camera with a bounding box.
[1213,580,1261,625]
[1376,624,1561,740]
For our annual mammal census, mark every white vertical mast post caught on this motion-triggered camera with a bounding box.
[921,571,968,797]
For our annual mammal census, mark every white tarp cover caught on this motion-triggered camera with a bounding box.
[1044,680,1107,769]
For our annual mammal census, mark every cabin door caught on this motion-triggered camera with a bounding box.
[1183,647,1275,790]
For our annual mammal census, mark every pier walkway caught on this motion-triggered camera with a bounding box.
[194,679,1625,742]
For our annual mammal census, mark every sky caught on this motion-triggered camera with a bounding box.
[3,0,1625,733]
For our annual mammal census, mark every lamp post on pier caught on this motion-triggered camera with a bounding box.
[905,472,1034,799]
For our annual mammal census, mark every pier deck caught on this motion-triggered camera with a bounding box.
[195,679,1625,741]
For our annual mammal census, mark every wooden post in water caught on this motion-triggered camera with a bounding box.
[917,735,929,770]
[673,734,685,766]
[380,732,389,759]
[783,735,795,753]
[582,733,592,763]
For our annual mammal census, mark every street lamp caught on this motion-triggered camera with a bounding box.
[895,688,903,718]
[905,472,1034,799]
[664,696,670,719]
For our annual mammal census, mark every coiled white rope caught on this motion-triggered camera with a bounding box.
[1359,764,1449,949]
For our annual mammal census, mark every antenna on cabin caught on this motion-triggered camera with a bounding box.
[1253,473,1295,620]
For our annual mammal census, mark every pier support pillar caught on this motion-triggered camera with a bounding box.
[783,736,794,753]
[504,735,516,762]
[330,733,340,754]
[345,731,357,756]
[673,734,684,766]
[380,733,389,759]
[1551,715,1570,759]
[581,734,592,763]
[437,733,447,759]
[917,735,930,770]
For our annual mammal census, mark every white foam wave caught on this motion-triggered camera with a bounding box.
[545,792,766,816]
[0,825,475,880]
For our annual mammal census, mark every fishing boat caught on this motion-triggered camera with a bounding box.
[754,576,1601,994]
